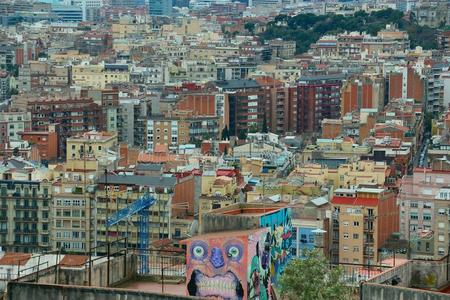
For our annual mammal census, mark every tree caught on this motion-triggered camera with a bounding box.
[221,125,230,140]
[238,129,247,140]
[262,116,268,133]
[244,22,256,35]
[279,250,352,300]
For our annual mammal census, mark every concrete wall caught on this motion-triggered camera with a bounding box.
[367,261,413,287]
[411,259,450,290]
[200,214,260,234]
[362,283,450,300]
[17,254,137,288]
[7,282,202,300]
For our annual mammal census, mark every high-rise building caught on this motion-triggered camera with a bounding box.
[297,73,345,134]
[341,75,385,115]
[214,79,265,137]
[149,0,172,16]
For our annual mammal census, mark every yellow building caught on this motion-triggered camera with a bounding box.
[292,160,389,188]
[72,63,105,89]
[301,138,371,163]
[66,131,118,160]
[49,50,90,64]
[111,16,152,39]
[199,171,239,227]
[51,162,97,253]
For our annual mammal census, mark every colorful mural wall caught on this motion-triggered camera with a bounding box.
[185,228,270,300]
[247,229,271,300]
[259,207,292,285]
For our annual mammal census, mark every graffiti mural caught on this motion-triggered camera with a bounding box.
[185,228,271,300]
[259,207,292,285]
[247,229,271,300]
[186,234,248,299]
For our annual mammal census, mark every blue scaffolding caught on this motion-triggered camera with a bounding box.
[106,193,157,273]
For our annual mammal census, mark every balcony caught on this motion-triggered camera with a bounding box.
[14,205,39,210]
[14,229,38,234]
[14,217,38,222]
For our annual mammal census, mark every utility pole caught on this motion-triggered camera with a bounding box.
[105,168,109,247]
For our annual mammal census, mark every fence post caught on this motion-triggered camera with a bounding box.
[161,256,164,294]
[107,242,110,286]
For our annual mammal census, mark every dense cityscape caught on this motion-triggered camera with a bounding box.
[0,0,449,299]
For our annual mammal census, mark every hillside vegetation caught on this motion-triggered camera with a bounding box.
[260,9,437,54]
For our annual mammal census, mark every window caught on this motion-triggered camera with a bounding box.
[410,213,418,220]
[439,222,445,229]
[423,214,431,221]
[439,235,445,242]
[343,246,349,251]
[353,246,359,252]
[343,233,349,239]
[353,221,359,227]
[353,233,359,239]
[410,202,418,208]
[438,247,445,256]
[343,221,349,227]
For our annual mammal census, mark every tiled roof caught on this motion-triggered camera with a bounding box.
[332,196,379,207]
[59,255,88,267]
[0,253,31,266]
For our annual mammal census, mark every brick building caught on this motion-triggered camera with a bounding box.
[341,75,385,115]
[214,80,265,137]
[388,67,425,102]
[19,126,58,162]
[27,98,104,158]
[297,73,345,134]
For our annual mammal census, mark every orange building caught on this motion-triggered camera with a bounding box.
[388,67,425,102]
[341,75,385,115]
[322,119,342,138]
[331,187,399,265]
[19,128,58,161]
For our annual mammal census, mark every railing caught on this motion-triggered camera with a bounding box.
[134,249,186,277]
[331,262,392,286]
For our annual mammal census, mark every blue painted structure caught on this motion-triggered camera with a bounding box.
[106,193,157,273]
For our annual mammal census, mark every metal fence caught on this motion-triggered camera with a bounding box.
[135,249,186,277]
[331,263,392,286]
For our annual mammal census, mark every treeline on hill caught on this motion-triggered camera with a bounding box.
[259,9,438,54]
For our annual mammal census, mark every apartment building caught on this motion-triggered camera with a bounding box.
[331,187,399,265]
[398,159,450,260]
[71,63,105,89]
[117,99,148,148]
[19,125,58,162]
[147,114,220,150]
[95,174,193,247]
[28,98,105,158]
[52,165,96,253]
[0,71,10,102]
[341,75,385,115]
[0,111,31,145]
[214,79,265,136]
[388,66,425,103]
[0,159,52,253]
[66,131,118,161]
[297,73,345,134]
[293,160,390,189]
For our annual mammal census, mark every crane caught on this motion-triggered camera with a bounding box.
[106,193,157,274]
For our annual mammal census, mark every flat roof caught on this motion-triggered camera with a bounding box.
[97,174,176,187]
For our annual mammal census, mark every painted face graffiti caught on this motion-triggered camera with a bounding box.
[187,239,246,299]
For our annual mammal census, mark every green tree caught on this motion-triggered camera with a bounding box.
[238,129,247,140]
[221,125,230,140]
[244,22,256,35]
[280,250,352,300]
[262,116,268,133]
